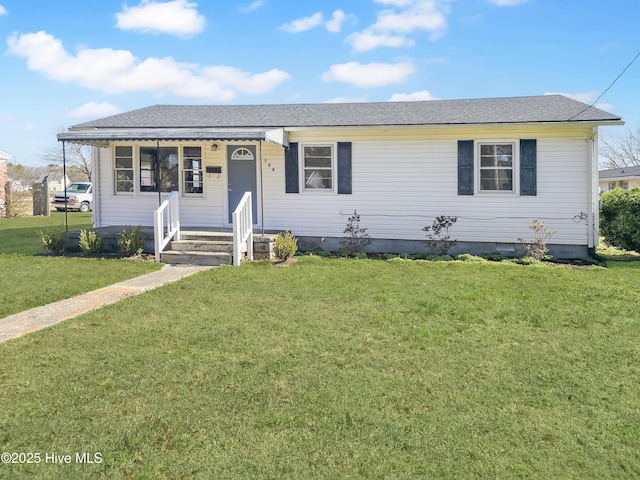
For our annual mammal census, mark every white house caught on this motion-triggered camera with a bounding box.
[58,95,623,260]
[599,166,640,193]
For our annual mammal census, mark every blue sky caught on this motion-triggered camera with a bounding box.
[1,0,638,166]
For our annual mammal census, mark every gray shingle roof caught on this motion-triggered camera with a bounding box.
[599,166,640,179]
[69,95,621,130]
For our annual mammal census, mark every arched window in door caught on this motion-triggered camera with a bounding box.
[231,148,254,160]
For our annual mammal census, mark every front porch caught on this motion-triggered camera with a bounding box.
[65,226,277,265]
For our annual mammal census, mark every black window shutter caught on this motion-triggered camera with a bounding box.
[458,140,474,195]
[285,142,299,193]
[520,139,537,196]
[337,142,352,194]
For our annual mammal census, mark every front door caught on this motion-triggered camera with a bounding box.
[227,145,257,223]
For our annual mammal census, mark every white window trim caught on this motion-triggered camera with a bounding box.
[182,145,204,197]
[113,144,135,196]
[299,143,337,193]
[475,140,519,196]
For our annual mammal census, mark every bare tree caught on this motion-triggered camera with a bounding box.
[600,126,640,168]
[43,130,93,181]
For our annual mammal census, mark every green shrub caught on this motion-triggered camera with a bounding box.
[118,226,145,257]
[79,229,103,255]
[482,253,509,262]
[39,228,67,253]
[600,187,640,252]
[456,253,487,263]
[513,256,540,266]
[354,252,368,259]
[273,230,298,260]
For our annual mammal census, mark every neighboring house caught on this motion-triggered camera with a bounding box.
[599,166,640,193]
[0,150,11,217]
[58,95,622,259]
[41,174,70,192]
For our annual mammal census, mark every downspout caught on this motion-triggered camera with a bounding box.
[62,140,68,232]
[92,146,100,228]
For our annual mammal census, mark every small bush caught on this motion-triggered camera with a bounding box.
[456,253,487,263]
[482,253,509,262]
[513,256,540,266]
[274,230,298,260]
[342,210,372,255]
[39,228,67,253]
[600,187,640,252]
[310,247,331,258]
[118,225,145,257]
[423,216,458,255]
[79,229,103,255]
[518,218,555,260]
[354,252,368,259]
[429,254,454,262]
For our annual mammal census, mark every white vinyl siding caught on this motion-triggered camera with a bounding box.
[94,124,596,248]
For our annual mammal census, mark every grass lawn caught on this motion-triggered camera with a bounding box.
[0,256,639,478]
[0,213,161,317]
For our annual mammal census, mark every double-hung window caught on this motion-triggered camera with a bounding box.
[479,143,514,192]
[183,146,203,194]
[114,146,134,193]
[303,145,333,190]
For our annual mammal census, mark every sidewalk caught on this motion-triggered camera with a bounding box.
[0,264,213,344]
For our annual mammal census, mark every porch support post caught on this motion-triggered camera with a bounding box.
[62,140,68,232]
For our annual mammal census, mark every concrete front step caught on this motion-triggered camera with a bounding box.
[169,239,235,253]
[161,250,233,266]
[180,231,234,242]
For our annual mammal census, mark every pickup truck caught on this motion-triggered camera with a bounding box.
[52,182,92,212]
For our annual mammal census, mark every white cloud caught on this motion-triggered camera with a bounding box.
[280,12,323,33]
[0,5,7,16]
[374,0,415,6]
[322,61,415,88]
[240,1,264,13]
[487,0,528,5]
[68,102,122,119]
[324,96,368,103]
[348,30,414,51]
[7,31,291,101]
[389,90,437,101]
[347,0,450,51]
[115,0,205,37]
[326,10,346,33]
[23,123,38,132]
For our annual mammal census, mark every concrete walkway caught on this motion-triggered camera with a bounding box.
[0,264,213,344]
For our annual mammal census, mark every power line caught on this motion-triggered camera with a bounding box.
[568,48,640,121]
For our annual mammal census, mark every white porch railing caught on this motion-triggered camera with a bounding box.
[232,191,253,266]
[154,191,180,262]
